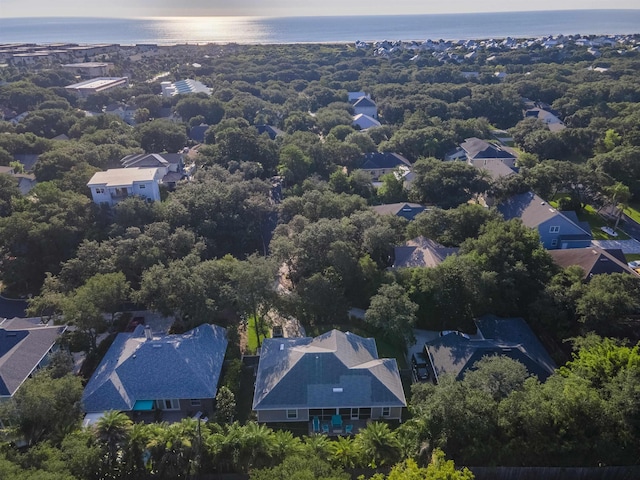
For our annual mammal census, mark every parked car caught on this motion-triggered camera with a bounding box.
[439,330,471,339]
[411,352,429,382]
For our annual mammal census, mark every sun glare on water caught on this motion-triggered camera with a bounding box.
[145,16,273,44]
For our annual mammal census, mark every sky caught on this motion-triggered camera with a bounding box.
[1,0,638,18]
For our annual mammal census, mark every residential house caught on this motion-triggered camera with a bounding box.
[371,203,425,221]
[446,137,516,167]
[120,153,185,187]
[105,103,137,125]
[82,324,227,421]
[253,330,406,431]
[87,167,163,206]
[348,92,368,102]
[548,246,640,280]
[474,159,517,181]
[358,152,412,182]
[525,108,566,132]
[256,124,284,140]
[189,124,210,143]
[0,318,66,401]
[352,113,381,130]
[352,96,378,119]
[423,315,556,384]
[0,166,37,195]
[498,191,592,249]
[392,236,458,269]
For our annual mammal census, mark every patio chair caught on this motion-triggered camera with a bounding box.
[322,423,330,433]
[331,414,343,428]
[345,424,353,435]
[312,416,320,433]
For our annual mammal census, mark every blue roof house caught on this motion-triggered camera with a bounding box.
[424,315,556,383]
[498,191,592,250]
[82,324,227,420]
[253,330,406,430]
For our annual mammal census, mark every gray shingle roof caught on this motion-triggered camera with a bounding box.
[371,203,425,219]
[470,158,516,180]
[498,191,591,235]
[549,247,640,279]
[424,315,555,382]
[253,330,406,410]
[121,153,183,169]
[461,137,515,160]
[392,236,459,268]
[0,322,66,398]
[82,324,227,413]
[353,96,377,108]
[360,152,411,170]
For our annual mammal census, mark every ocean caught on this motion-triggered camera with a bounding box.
[0,10,639,45]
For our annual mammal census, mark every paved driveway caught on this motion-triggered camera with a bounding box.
[592,239,640,254]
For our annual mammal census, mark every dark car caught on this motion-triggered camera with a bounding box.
[411,352,429,382]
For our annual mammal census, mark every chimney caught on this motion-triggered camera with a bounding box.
[144,325,152,340]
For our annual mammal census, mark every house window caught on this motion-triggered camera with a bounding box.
[95,188,105,194]
[551,238,558,247]
[190,399,201,407]
[286,409,298,419]
[351,408,359,420]
[549,226,560,233]
[381,407,391,418]
[158,399,180,410]
[139,184,146,189]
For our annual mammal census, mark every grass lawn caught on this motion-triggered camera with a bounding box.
[246,315,270,354]
[623,202,640,224]
[625,253,640,262]
[549,196,630,240]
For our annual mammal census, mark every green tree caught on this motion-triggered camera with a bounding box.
[365,283,418,348]
[1,371,83,446]
[232,254,278,349]
[354,422,401,468]
[135,119,187,152]
[575,273,640,335]
[378,171,407,204]
[386,452,475,480]
[214,386,236,425]
[0,173,20,217]
[94,410,133,478]
[410,158,489,208]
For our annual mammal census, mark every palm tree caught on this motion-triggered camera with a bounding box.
[94,410,133,477]
[354,422,401,468]
[271,429,303,464]
[237,422,274,472]
[121,421,151,479]
[329,435,362,469]
[302,434,333,463]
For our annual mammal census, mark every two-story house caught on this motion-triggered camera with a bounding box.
[498,191,592,249]
[87,167,163,207]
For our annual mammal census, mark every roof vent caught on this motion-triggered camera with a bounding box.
[540,201,546,205]
[144,325,152,340]
[279,344,284,351]
[333,387,343,393]
[153,344,162,348]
